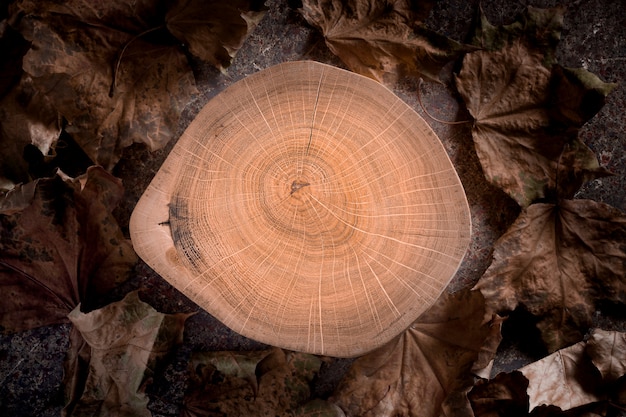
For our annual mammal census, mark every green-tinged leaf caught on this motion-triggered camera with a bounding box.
[181,347,323,417]
[474,200,626,351]
[300,0,469,84]
[550,65,618,128]
[65,291,191,417]
[0,166,137,333]
[470,5,565,67]
[330,290,497,417]
[455,40,613,207]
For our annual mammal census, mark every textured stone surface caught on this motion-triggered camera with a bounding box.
[1,0,624,415]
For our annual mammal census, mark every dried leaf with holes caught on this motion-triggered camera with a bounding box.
[129,61,471,357]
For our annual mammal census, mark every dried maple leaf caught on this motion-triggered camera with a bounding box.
[11,0,199,170]
[455,6,616,208]
[475,200,626,352]
[165,0,267,71]
[330,290,499,417]
[0,166,137,333]
[181,347,326,417]
[300,0,469,84]
[65,291,191,417]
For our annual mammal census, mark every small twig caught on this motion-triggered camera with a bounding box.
[416,78,471,125]
[110,25,166,97]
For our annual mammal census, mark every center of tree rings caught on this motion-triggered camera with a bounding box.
[290,180,310,195]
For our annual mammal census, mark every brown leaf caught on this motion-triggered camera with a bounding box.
[182,347,323,417]
[472,315,506,379]
[0,166,137,333]
[300,0,468,84]
[469,5,565,67]
[455,40,614,207]
[294,399,346,417]
[586,329,626,383]
[165,0,267,71]
[469,331,626,417]
[65,291,190,417]
[0,18,30,98]
[468,371,530,417]
[0,74,61,190]
[475,200,626,352]
[519,341,602,411]
[330,289,497,417]
[12,0,199,170]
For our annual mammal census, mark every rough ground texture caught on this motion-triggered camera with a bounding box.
[1,0,625,416]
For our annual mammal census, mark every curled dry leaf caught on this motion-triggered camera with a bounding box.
[470,331,626,416]
[0,18,30,98]
[165,0,267,71]
[456,6,616,207]
[0,75,61,190]
[587,329,626,383]
[300,0,468,84]
[468,371,530,417]
[0,20,60,189]
[11,0,199,170]
[65,291,191,417]
[330,290,498,417]
[0,166,137,333]
[182,347,325,417]
[475,200,626,352]
[519,341,602,411]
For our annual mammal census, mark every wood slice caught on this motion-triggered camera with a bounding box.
[129,61,471,357]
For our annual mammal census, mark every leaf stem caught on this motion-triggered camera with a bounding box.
[110,25,166,97]
[416,78,471,125]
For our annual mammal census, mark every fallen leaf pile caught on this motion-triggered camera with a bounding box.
[455,6,626,353]
[1,1,624,417]
[469,329,626,416]
[181,348,341,417]
[0,0,266,184]
[455,6,615,208]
